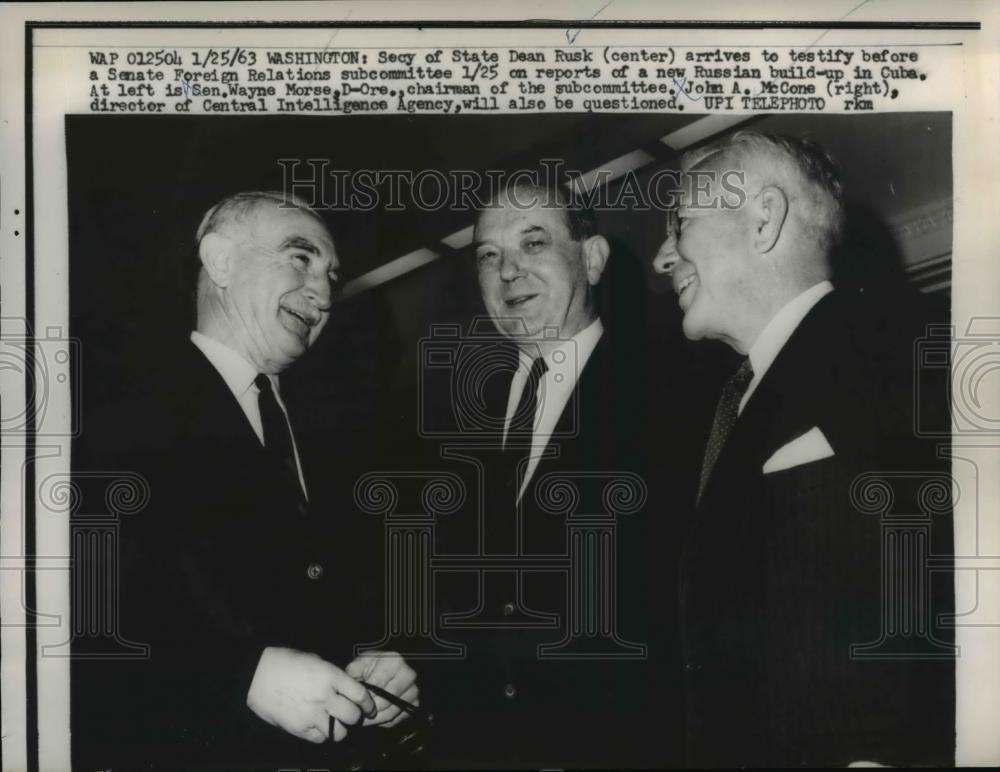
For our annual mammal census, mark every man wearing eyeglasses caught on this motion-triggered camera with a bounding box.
[76,192,418,770]
[652,132,955,767]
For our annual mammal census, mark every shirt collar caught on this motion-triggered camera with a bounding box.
[517,317,604,378]
[747,281,833,383]
[505,316,604,458]
[190,330,262,402]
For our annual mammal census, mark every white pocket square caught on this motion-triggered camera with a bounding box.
[762,427,835,474]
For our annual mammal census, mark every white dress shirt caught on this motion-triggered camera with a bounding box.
[190,331,308,499]
[503,317,604,500]
[740,281,834,415]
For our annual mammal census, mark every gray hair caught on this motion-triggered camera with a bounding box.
[682,131,845,255]
[193,191,327,319]
[195,190,324,245]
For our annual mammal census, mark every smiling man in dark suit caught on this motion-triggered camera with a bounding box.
[77,191,418,770]
[652,132,954,767]
[425,182,686,768]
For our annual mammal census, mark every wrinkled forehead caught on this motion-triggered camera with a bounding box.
[240,203,336,258]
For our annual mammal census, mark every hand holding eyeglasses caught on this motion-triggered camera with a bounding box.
[246,646,376,744]
[346,650,420,728]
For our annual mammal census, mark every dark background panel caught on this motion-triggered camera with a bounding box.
[67,110,953,767]
[67,111,952,481]
[66,113,698,451]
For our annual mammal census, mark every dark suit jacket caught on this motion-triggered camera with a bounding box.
[73,340,359,771]
[680,288,955,767]
[424,328,695,768]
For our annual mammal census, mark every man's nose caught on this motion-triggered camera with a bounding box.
[305,270,333,310]
[652,234,680,275]
[498,251,523,281]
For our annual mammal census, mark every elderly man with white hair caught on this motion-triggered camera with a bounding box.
[653,131,955,768]
[76,191,419,770]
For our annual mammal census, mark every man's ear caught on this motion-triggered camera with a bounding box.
[581,235,610,285]
[752,185,788,254]
[198,232,235,288]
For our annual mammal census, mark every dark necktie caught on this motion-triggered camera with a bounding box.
[507,356,549,442]
[698,358,754,503]
[483,356,549,553]
[255,373,307,511]
[500,356,548,501]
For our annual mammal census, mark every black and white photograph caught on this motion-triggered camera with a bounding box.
[65,110,955,769]
[2,3,999,771]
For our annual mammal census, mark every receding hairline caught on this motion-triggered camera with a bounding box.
[681,132,843,194]
[195,190,328,245]
[679,131,845,255]
[475,182,595,242]
[680,142,736,174]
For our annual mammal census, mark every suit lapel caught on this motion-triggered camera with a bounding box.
[679,297,842,609]
[175,341,259,445]
[177,340,294,509]
[697,292,843,508]
[529,332,608,487]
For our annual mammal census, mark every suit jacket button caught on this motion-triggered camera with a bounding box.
[306,562,323,580]
[504,683,516,699]
[502,602,515,617]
